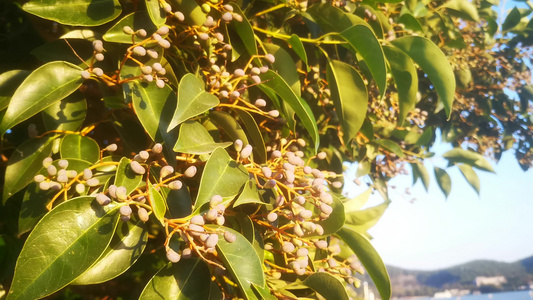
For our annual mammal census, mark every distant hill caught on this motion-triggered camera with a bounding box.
[361,255,533,297]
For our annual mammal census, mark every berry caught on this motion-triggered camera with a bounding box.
[96,193,111,206]
[168,180,183,190]
[166,248,181,263]
[130,160,145,175]
[115,186,128,200]
[224,231,236,243]
[184,166,197,177]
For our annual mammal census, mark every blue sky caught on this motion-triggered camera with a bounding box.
[343,137,533,271]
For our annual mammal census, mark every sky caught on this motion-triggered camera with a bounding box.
[343,137,533,271]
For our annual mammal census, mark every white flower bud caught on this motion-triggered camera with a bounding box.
[240,144,253,159]
[184,166,197,177]
[168,180,183,190]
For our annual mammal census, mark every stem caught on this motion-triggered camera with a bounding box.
[253,27,347,45]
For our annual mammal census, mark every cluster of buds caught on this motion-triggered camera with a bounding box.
[34,158,99,193]
[80,40,107,79]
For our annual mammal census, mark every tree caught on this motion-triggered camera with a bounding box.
[0,0,531,299]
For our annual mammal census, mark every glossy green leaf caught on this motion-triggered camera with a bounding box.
[60,134,100,163]
[194,148,249,213]
[149,185,166,225]
[0,70,30,111]
[391,36,456,119]
[168,73,219,131]
[340,25,387,96]
[307,3,366,32]
[252,283,276,300]
[114,157,143,195]
[356,160,371,178]
[502,7,521,31]
[228,3,257,56]
[458,164,480,195]
[315,193,345,236]
[442,148,495,172]
[31,39,93,66]
[233,179,263,207]
[22,0,121,26]
[8,197,120,300]
[259,71,319,152]
[139,259,211,299]
[264,43,300,96]
[434,167,452,198]
[383,45,418,125]
[127,81,177,165]
[411,161,430,192]
[103,12,158,43]
[43,92,87,132]
[304,272,349,300]
[209,111,249,146]
[326,59,368,144]
[398,13,424,33]
[3,136,56,203]
[174,121,232,154]
[235,110,267,164]
[444,0,480,22]
[287,34,309,70]
[19,159,92,236]
[73,220,148,284]
[0,61,84,134]
[337,226,391,300]
[146,0,167,26]
[345,201,389,234]
[343,188,372,213]
[210,226,265,299]
[162,186,193,219]
[378,139,405,158]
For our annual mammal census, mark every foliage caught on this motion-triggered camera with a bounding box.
[0,0,531,299]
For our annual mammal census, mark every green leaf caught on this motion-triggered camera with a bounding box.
[442,148,495,172]
[457,164,480,194]
[139,259,211,299]
[235,110,267,164]
[209,111,249,146]
[444,0,480,22]
[60,134,100,163]
[127,81,177,165]
[31,39,93,67]
[337,226,391,300]
[377,139,405,158]
[146,0,167,27]
[233,179,263,207]
[72,220,148,284]
[411,161,430,192]
[398,13,425,33]
[383,45,418,125]
[391,36,456,119]
[43,92,87,132]
[168,73,219,131]
[3,136,56,204]
[287,34,309,71]
[340,25,387,97]
[344,201,389,234]
[149,185,166,225]
[434,167,452,198]
[252,283,277,300]
[307,3,366,32]
[304,272,349,300]
[8,196,120,300]
[259,71,319,153]
[103,12,158,44]
[174,121,232,154]
[22,0,121,26]
[228,3,257,57]
[18,159,92,236]
[194,148,249,213]
[502,7,521,31]
[343,188,373,213]
[209,226,266,299]
[0,61,84,134]
[264,43,300,97]
[0,70,30,111]
[173,0,206,27]
[114,157,143,195]
[356,160,371,178]
[326,59,368,144]
[162,186,192,219]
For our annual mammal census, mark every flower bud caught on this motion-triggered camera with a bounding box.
[106,143,118,152]
[130,160,145,175]
[168,180,182,190]
[224,231,236,243]
[184,166,197,177]
[240,144,253,159]
[96,193,111,206]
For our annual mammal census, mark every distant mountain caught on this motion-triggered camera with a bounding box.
[362,255,533,297]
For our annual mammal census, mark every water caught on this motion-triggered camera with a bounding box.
[398,290,533,300]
